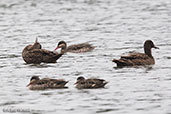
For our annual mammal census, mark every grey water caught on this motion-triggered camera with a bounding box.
[0,0,171,114]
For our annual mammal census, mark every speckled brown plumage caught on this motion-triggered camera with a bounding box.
[55,41,95,53]
[75,76,108,89]
[27,76,68,90]
[113,40,159,67]
[22,38,63,64]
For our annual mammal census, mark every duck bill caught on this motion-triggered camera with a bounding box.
[35,38,38,43]
[154,46,159,49]
[55,46,59,50]
[26,83,31,87]
[74,82,78,85]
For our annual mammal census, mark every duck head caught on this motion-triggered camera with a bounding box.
[55,41,67,50]
[74,76,85,85]
[144,40,159,57]
[77,76,85,81]
[26,76,40,87]
[144,40,159,49]
[55,41,67,53]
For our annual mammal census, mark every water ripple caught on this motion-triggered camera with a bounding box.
[0,0,170,114]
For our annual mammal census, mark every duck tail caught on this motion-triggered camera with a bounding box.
[100,81,108,88]
[112,59,130,67]
[112,59,124,64]
[103,81,108,86]
[35,37,38,43]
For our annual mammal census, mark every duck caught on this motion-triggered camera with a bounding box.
[112,40,159,67]
[74,76,108,89]
[26,76,68,90]
[22,38,64,64]
[54,41,95,53]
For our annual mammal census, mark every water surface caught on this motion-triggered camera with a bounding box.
[0,0,171,114]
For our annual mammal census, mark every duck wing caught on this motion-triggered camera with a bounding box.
[87,78,108,88]
[40,49,63,63]
[75,80,93,89]
[36,78,50,85]
[121,53,149,60]
[41,78,68,88]
[22,49,44,64]
[67,43,94,53]
[113,53,153,66]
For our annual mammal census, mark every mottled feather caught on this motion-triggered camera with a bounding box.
[27,76,68,90]
[56,41,95,53]
[22,39,63,64]
[75,77,108,89]
[113,40,158,67]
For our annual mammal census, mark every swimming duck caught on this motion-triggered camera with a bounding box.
[27,76,68,90]
[74,76,108,89]
[112,40,159,67]
[22,38,64,64]
[55,41,95,53]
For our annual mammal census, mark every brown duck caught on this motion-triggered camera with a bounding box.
[22,38,64,64]
[27,76,68,90]
[74,76,108,89]
[55,41,95,53]
[112,40,159,67]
